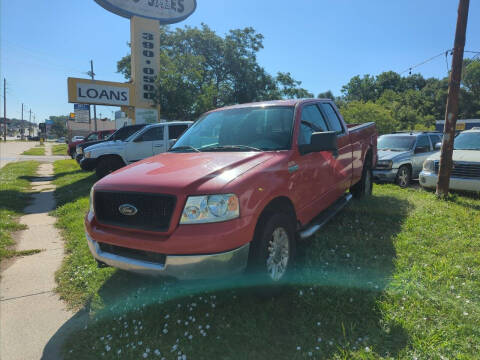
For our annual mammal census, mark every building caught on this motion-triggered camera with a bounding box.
[435,119,480,132]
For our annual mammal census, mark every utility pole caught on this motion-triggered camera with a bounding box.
[21,104,24,140]
[88,60,98,132]
[436,0,470,198]
[3,78,6,141]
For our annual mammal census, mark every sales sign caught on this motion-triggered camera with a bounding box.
[68,78,133,107]
[74,104,90,123]
[94,0,196,23]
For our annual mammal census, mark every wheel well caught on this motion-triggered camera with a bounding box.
[254,197,297,237]
[398,163,412,172]
[365,148,373,168]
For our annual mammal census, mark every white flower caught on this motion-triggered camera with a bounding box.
[117,349,122,354]
[143,352,148,358]
[317,338,322,342]
[154,349,161,356]
[139,341,143,345]
[105,345,111,352]
[188,335,193,340]
[346,253,350,258]
[296,346,301,351]
[299,290,304,296]
[365,346,371,352]
[316,322,321,326]
[206,325,210,329]
[146,348,151,353]
[163,329,168,334]
[308,352,313,357]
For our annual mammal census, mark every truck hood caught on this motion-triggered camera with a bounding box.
[95,152,277,194]
[427,150,480,163]
[85,140,123,152]
[377,149,411,161]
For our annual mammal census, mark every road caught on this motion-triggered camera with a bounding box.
[0,141,69,168]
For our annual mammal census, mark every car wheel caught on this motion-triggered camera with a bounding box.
[396,165,411,188]
[350,162,373,198]
[96,156,124,179]
[248,213,296,283]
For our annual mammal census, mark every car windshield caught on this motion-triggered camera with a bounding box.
[378,135,416,151]
[171,106,295,152]
[454,132,480,150]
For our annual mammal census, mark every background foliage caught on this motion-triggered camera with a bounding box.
[117,25,480,133]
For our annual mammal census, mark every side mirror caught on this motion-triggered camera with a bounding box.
[299,131,338,155]
[414,146,429,154]
[435,142,442,150]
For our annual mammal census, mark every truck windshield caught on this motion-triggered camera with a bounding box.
[454,132,480,150]
[378,135,415,151]
[171,106,295,152]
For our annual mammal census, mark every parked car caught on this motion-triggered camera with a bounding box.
[82,121,192,178]
[68,130,114,158]
[420,128,480,193]
[57,137,66,143]
[85,99,377,282]
[76,124,148,166]
[373,131,442,187]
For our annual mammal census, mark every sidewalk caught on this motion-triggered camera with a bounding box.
[0,158,78,359]
[0,142,69,169]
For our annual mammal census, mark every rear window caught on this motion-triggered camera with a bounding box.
[168,124,188,140]
[378,135,415,151]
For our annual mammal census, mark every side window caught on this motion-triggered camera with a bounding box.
[320,103,344,134]
[416,135,431,150]
[298,105,329,145]
[138,127,164,142]
[168,125,188,140]
[429,135,441,147]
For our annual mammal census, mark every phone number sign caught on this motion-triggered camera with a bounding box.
[94,0,196,24]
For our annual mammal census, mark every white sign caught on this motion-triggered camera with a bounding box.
[94,0,196,24]
[135,108,159,124]
[74,104,90,123]
[76,82,130,106]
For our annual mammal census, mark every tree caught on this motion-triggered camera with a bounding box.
[49,116,68,138]
[317,90,335,100]
[117,24,311,120]
[341,75,377,102]
[340,101,398,135]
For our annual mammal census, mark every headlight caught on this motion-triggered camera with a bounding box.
[376,160,393,169]
[85,151,91,158]
[423,160,434,172]
[180,194,239,224]
[89,186,95,214]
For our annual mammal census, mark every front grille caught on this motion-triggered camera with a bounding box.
[94,191,176,232]
[434,161,480,179]
[99,243,166,264]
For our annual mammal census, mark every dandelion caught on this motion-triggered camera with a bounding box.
[296,346,301,351]
[105,345,111,352]
[365,346,371,352]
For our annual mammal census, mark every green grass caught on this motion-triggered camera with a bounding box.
[52,144,68,156]
[52,159,480,359]
[22,145,45,156]
[0,161,39,260]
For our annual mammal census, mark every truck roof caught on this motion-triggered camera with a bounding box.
[208,98,332,113]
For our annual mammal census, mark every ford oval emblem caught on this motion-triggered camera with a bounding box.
[119,204,138,216]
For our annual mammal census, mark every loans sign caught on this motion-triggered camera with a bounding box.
[94,0,196,24]
[68,78,133,106]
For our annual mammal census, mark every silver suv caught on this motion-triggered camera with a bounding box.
[373,132,442,187]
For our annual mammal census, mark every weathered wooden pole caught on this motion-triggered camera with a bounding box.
[436,0,470,198]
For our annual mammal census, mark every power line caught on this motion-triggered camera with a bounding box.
[400,50,452,75]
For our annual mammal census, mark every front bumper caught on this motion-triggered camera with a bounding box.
[80,157,97,171]
[419,171,480,192]
[86,233,250,280]
[373,168,398,182]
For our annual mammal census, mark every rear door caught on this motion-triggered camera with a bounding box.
[319,102,354,197]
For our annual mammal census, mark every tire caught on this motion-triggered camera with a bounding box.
[396,165,411,188]
[95,156,125,179]
[350,161,373,198]
[70,151,76,160]
[248,213,296,283]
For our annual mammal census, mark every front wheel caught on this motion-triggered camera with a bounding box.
[396,165,411,188]
[248,213,296,283]
[350,162,373,198]
[96,156,125,179]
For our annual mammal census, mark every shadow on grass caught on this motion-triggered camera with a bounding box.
[45,192,411,359]
[54,172,96,207]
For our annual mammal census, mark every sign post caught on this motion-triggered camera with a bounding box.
[68,1,196,124]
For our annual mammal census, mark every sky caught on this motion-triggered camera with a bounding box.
[1,0,479,123]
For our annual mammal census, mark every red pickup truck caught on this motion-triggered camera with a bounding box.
[68,130,114,158]
[86,99,377,282]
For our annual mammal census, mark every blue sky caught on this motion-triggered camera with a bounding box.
[1,0,479,123]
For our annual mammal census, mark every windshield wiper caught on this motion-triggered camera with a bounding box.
[201,144,261,152]
[168,146,200,153]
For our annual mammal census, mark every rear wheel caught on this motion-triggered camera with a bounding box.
[350,160,373,198]
[396,165,411,188]
[248,213,296,283]
[96,156,125,179]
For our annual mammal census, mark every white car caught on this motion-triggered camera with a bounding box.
[72,135,85,142]
[420,128,480,193]
[83,121,192,178]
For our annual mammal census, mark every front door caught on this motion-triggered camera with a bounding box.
[125,126,163,163]
[292,103,337,224]
[411,135,434,177]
